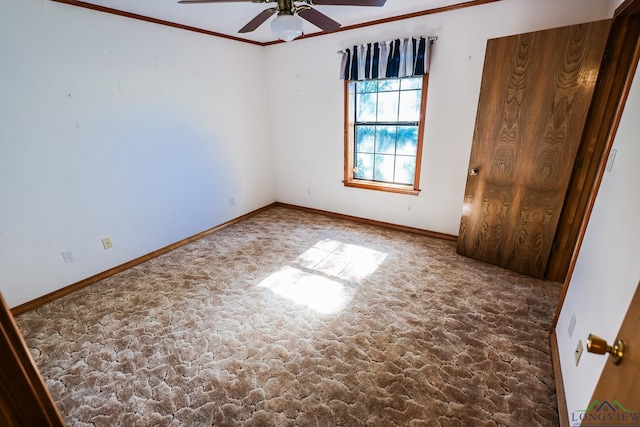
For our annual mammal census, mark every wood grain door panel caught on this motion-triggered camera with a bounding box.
[583,282,640,424]
[458,20,611,278]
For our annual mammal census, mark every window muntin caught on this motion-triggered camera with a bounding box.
[344,75,426,195]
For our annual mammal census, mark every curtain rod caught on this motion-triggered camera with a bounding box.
[337,36,437,54]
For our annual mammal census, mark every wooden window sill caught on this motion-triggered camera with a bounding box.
[343,180,421,196]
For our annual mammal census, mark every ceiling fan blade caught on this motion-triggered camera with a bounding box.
[298,7,341,32]
[238,8,277,33]
[310,0,386,6]
[178,0,258,3]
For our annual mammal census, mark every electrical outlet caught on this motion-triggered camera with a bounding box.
[102,237,113,250]
[229,197,235,206]
[575,339,584,366]
[61,249,75,263]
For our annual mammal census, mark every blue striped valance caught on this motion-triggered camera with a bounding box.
[339,36,434,81]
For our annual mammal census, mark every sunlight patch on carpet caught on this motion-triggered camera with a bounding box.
[258,239,387,314]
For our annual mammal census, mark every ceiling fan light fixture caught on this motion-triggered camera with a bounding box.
[271,14,303,42]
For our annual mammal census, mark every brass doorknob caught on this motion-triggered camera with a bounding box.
[469,168,479,176]
[587,334,625,365]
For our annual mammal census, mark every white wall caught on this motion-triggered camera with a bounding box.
[555,69,640,414]
[0,0,275,307]
[265,0,616,236]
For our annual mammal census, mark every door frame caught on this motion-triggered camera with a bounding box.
[550,0,640,325]
[0,292,65,426]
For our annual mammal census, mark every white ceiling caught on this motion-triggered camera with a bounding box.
[68,0,482,44]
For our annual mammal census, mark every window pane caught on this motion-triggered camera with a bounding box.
[346,75,426,191]
[378,79,400,91]
[374,154,395,182]
[398,90,421,122]
[377,92,399,122]
[375,126,396,154]
[354,153,374,180]
[394,155,416,185]
[355,126,375,153]
[396,126,418,155]
[356,93,377,122]
[356,80,378,93]
[400,77,422,90]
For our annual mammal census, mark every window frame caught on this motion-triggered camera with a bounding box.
[343,74,428,196]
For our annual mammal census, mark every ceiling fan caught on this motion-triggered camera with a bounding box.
[177,0,388,42]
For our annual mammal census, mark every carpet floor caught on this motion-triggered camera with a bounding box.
[16,206,561,426]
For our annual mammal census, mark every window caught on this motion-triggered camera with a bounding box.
[344,74,427,195]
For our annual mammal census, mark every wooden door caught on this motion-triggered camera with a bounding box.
[579,283,640,425]
[457,21,611,278]
[0,292,65,426]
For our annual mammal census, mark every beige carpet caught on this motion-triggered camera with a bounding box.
[16,206,561,426]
